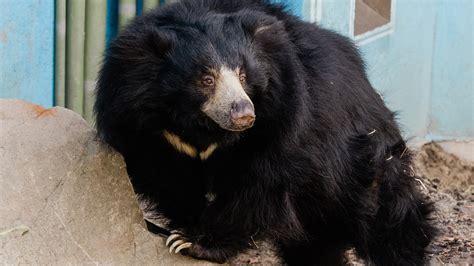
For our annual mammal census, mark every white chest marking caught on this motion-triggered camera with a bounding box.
[205,192,216,202]
[162,130,218,160]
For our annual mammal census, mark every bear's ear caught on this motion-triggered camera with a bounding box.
[142,26,174,55]
[108,25,173,62]
[240,12,282,37]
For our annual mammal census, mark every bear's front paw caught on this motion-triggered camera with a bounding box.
[165,231,193,254]
[165,231,228,263]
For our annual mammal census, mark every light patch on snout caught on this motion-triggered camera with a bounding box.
[201,67,254,131]
[163,130,218,160]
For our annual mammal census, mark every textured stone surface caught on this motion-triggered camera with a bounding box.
[0,99,213,265]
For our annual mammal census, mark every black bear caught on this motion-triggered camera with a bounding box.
[95,0,436,264]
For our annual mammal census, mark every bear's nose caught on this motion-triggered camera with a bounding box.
[230,100,255,129]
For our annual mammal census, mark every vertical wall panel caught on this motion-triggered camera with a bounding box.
[54,0,67,107]
[106,0,119,45]
[84,0,107,123]
[118,0,136,29]
[136,0,143,15]
[143,0,160,12]
[66,0,86,115]
[0,0,55,107]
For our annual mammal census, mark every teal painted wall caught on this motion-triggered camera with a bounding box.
[429,0,473,141]
[319,0,352,34]
[318,0,473,143]
[0,0,55,107]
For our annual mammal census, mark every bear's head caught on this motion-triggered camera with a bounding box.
[96,8,291,150]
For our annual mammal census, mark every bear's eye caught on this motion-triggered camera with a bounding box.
[239,73,247,83]
[202,76,215,87]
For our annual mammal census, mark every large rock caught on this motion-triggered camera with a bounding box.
[0,99,213,265]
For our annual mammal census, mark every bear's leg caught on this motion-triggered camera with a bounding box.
[277,240,347,266]
[355,164,436,265]
[360,198,435,265]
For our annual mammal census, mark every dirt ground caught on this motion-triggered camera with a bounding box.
[232,142,474,265]
[415,143,473,265]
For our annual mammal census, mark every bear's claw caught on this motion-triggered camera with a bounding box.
[175,242,193,253]
[165,233,181,246]
[166,232,193,254]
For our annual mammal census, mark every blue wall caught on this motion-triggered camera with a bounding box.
[429,0,473,141]
[0,0,472,142]
[0,0,55,107]
[318,0,473,143]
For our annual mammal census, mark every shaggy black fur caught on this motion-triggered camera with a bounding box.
[95,0,436,265]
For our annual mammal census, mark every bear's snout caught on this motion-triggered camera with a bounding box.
[230,100,255,130]
[201,67,255,132]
